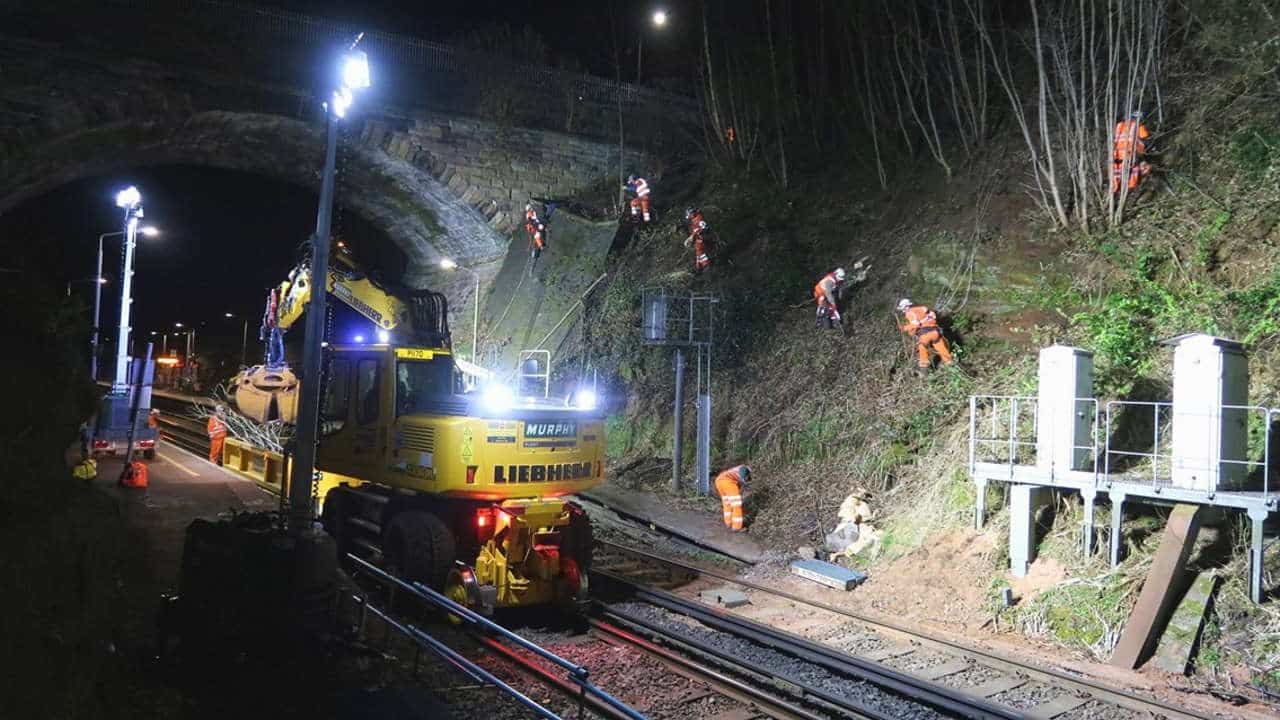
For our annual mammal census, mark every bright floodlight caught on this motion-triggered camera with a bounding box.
[574,388,598,410]
[97,277,108,284]
[376,329,390,343]
[174,322,184,328]
[115,186,141,208]
[439,258,459,270]
[140,226,160,237]
[332,87,354,118]
[353,334,365,343]
[481,383,515,414]
[652,9,668,26]
[342,50,371,90]
[224,312,234,318]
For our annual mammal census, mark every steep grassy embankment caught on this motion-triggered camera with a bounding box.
[583,8,1280,696]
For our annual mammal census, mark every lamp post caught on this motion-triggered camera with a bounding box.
[637,8,669,84]
[226,312,249,368]
[288,40,371,531]
[110,187,145,393]
[440,258,480,364]
[92,226,157,380]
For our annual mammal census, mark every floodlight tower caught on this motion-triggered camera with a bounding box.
[112,186,144,393]
[287,38,371,531]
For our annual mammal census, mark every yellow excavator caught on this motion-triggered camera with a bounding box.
[232,248,605,613]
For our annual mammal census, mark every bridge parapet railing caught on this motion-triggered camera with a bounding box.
[968,395,1100,484]
[1102,401,1274,502]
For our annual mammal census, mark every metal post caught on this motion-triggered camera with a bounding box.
[472,272,480,363]
[288,108,340,531]
[162,334,167,355]
[240,319,248,368]
[91,234,105,380]
[112,209,140,392]
[671,347,684,492]
[696,345,711,495]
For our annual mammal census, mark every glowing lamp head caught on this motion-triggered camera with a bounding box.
[376,329,390,343]
[439,258,459,271]
[115,186,141,209]
[224,312,234,318]
[332,87,354,118]
[139,226,160,237]
[573,388,598,410]
[353,334,365,344]
[652,9,668,26]
[342,50,371,90]
[480,383,515,414]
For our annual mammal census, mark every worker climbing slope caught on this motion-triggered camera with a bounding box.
[624,174,653,225]
[525,203,548,264]
[813,268,847,329]
[714,464,751,532]
[1112,111,1152,194]
[682,207,712,274]
[207,404,228,465]
[897,298,954,371]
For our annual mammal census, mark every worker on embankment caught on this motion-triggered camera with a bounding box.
[525,203,548,262]
[624,174,653,224]
[896,298,954,371]
[813,268,847,329]
[207,405,228,465]
[714,464,751,532]
[1112,111,1152,194]
[683,207,712,274]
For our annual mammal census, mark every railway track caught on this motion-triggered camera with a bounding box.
[149,396,210,457]
[593,540,1211,720]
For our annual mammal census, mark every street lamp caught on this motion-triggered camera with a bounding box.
[637,8,671,83]
[440,257,480,364]
[289,38,371,531]
[225,312,249,368]
[91,224,158,381]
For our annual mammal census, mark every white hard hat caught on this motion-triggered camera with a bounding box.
[525,203,533,212]
[834,268,847,281]
[897,298,912,311]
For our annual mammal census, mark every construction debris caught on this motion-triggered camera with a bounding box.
[189,383,293,454]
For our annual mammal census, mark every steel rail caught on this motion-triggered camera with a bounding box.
[596,570,1017,720]
[596,539,1213,720]
[479,637,639,720]
[589,619,831,720]
[347,554,647,720]
[353,594,562,720]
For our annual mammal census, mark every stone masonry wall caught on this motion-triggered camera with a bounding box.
[360,112,646,234]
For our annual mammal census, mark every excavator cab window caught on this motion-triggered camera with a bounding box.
[323,358,351,424]
[395,356,463,416]
[357,358,380,424]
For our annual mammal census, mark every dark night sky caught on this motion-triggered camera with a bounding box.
[0,0,699,365]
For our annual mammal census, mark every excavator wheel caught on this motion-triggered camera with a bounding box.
[384,510,456,590]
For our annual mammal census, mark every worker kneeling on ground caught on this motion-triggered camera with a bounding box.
[72,453,98,483]
[813,268,847,329]
[714,464,751,532]
[207,405,228,465]
[897,298,954,370]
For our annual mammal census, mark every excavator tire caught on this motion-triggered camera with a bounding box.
[320,487,350,557]
[384,510,456,590]
[563,503,593,573]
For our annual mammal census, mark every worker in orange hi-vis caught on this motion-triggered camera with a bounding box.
[1112,111,1152,193]
[713,464,751,532]
[897,298,954,370]
[207,405,228,465]
[813,268,847,329]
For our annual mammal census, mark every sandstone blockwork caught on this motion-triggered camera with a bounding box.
[360,113,646,234]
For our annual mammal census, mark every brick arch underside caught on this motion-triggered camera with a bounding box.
[0,111,508,288]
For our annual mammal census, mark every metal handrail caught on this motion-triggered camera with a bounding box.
[969,395,1100,481]
[355,596,561,720]
[348,554,647,720]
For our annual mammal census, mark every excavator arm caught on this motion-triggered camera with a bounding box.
[271,255,451,347]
